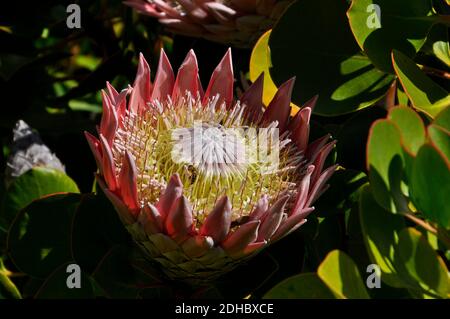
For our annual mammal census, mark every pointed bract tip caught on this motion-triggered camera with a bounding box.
[303,94,319,110]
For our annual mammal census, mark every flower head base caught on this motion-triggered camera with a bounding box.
[124,0,294,47]
[86,49,336,284]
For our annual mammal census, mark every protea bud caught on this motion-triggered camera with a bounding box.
[124,0,294,47]
[86,49,336,284]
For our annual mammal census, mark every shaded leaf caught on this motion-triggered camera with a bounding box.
[35,263,94,299]
[1,167,79,229]
[91,245,162,299]
[428,124,450,160]
[367,120,407,212]
[359,185,406,287]
[7,193,81,279]
[71,191,131,274]
[410,144,450,229]
[348,0,436,72]
[0,258,21,299]
[269,0,394,116]
[394,228,449,298]
[434,105,450,131]
[263,273,335,299]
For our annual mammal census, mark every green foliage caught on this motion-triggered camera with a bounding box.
[265,249,370,299]
[264,0,449,116]
[367,105,450,229]
[392,50,449,117]
[0,258,21,299]
[7,193,81,279]
[361,105,450,298]
[317,250,370,299]
[1,167,79,229]
[347,0,437,73]
[359,185,406,287]
[1,0,449,300]
[263,273,336,299]
[268,0,394,115]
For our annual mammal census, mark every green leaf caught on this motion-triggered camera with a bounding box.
[395,228,449,298]
[359,185,406,287]
[347,0,437,73]
[7,193,81,279]
[0,258,21,299]
[367,119,407,212]
[1,167,79,229]
[388,106,426,180]
[428,124,450,160]
[68,99,102,113]
[91,245,162,299]
[433,40,450,67]
[34,263,94,299]
[269,0,394,116]
[392,50,449,117]
[434,105,450,131]
[397,86,410,106]
[317,250,370,299]
[71,191,131,274]
[263,273,336,299]
[410,144,450,229]
[388,107,426,156]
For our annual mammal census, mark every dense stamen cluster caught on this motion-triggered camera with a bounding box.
[112,93,304,225]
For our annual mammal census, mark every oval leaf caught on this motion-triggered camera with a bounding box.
[348,0,436,73]
[269,0,394,116]
[395,228,449,298]
[428,124,450,160]
[263,273,335,299]
[367,120,407,212]
[35,263,94,299]
[392,50,449,117]
[434,105,450,131]
[1,167,79,228]
[7,193,81,279]
[410,144,450,228]
[388,106,426,156]
[317,250,370,299]
[71,191,131,274]
[359,184,406,287]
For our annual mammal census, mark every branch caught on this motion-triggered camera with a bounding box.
[401,212,450,249]
[418,65,450,80]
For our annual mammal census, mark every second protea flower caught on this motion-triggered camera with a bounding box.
[85,49,336,284]
[124,0,294,47]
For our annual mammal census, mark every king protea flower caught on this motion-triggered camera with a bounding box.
[124,0,294,47]
[85,49,336,284]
